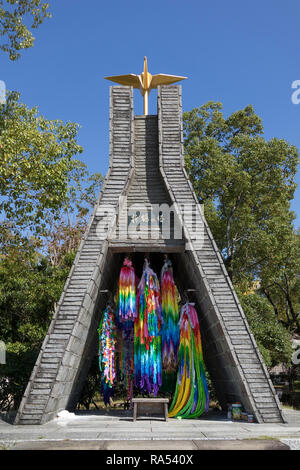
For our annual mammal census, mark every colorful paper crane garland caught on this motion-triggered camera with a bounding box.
[160,258,179,391]
[98,256,210,416]
[168,303,209,418]
[115,257,137,405]
[98,304,116,406]
[134,259,163,396]
[118,257,136,322]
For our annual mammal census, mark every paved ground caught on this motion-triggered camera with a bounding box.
[0,439,290,450]
[0,408,299,450]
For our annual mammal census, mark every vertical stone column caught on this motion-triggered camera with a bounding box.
[15,86,133,425]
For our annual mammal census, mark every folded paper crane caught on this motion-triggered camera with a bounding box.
[105,56,187,115]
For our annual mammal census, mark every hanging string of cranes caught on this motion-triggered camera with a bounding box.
[98,255,209,418]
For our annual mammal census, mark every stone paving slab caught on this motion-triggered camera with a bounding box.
[104,440,199,451]
[1,408,299,443]
[280,439,300,450]
[0,439,290,451]
[193,440,289,450]
[95,433,157,440]
[144,434,208,439]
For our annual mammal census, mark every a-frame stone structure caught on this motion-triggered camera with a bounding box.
[15,85,284,425]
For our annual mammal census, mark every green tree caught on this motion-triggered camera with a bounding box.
[183,102,300,331]
[260,229,300,332]
[0,90,88,239]
[0,242,70,343]
[238,292,293,368]
[0,0,51,60]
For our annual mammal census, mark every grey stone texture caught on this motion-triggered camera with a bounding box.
[1,408,300,448]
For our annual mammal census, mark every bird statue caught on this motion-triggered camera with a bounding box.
[105,56,187,115]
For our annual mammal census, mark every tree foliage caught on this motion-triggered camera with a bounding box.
[0,91,94,239]
[183,102,300,332]
[238,292,293,368]
[260,229,300,332]
[0,243,72,343]
[0,0,51,60]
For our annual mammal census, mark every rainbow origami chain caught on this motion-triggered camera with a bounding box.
[115,258,137,405]
[118,257,136,321]
[134,259,163,396]
[168,303,209,418]
[98,305,116,405]
[161,259,179,373]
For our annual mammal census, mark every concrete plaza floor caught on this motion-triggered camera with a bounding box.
[0,408,300,450]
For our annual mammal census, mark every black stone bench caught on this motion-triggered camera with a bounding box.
[132,398,169,422]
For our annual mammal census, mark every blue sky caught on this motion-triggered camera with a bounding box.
[1,0,300,228]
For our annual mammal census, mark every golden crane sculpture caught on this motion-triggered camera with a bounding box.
[104,56,187,115]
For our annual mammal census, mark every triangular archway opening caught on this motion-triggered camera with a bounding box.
[64,251,220,416]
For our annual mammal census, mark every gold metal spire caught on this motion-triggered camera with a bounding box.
[104,57,187,115]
